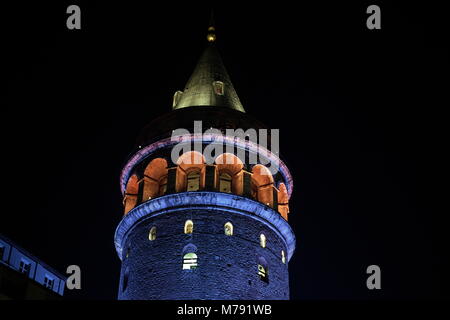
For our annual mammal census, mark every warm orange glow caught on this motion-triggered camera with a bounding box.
[124,175,139,215]
[251,165,274,208]
[142,158,168,201]
[177,152,206,192]
[277,183,290,220]
[252,165,274,186]
[215,153,244,194]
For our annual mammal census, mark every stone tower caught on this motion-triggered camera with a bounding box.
[115,21,295,300]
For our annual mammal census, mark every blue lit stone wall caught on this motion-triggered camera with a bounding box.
[117,194,291,300]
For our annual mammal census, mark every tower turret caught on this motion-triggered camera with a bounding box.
[115,20,295,300]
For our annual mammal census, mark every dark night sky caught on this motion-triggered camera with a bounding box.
[4,1,449,299]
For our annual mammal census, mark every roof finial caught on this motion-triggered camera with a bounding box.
[207,10,216,42]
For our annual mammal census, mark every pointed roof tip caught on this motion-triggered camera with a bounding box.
[171,10,245,113]
[172,46,245,113]
[207,10,216,43]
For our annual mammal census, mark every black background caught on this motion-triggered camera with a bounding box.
[4,1,449,300]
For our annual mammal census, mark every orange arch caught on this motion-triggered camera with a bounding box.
[215,153,244,175]
[251,165,274,208]
[124,174,139,215]
[144,158,168,180]
[215,153,244,194]
[176,151,206,192]
[277,183,290,220]
[252,164,274,187]
[125,175,139,194]
[142,158,168,201]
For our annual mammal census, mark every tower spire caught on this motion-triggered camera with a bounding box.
[207,10,216,43]
[172,12,245,113]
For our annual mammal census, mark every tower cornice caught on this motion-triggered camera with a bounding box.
[114,192,296,262]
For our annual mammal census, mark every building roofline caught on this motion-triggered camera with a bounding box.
[0,233,67,280]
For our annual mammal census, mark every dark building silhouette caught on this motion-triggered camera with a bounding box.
[115,22,296,300]
[0,234,66,300]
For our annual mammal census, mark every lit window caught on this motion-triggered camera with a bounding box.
[212,81,224,95]
[19,260,31,276]
[149,226,157,241]
[183,253,198,270]
[281,250,286,264]
[187,171,200,191]
[44,276,54,290]
[173,90,183,108]
[258,264,268,283]
[258,256,269,283]
[184,220,194,234]
[224,222,233,236]
[219,173,232,193]
[260,234,266,248]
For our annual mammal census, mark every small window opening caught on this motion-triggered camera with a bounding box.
[187,171,200,191]
[19,260,31,276]
[219,173,232,193]
[260,233,266,248]
[224,222,233,236]
[184,220,194,234]
[44,276,54,290]
[258,264,269,283]
[183,253,198,270]
[149,226,157,241]
[212,81,224,95]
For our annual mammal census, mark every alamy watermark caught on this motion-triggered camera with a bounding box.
[170,121,280,175]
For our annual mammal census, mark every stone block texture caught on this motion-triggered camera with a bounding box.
[117,206,289,300]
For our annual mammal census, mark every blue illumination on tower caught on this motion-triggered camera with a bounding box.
[114,22,296,300]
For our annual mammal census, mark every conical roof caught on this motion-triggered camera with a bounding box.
[172,26,245,113]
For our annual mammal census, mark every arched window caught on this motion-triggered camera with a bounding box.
[224,222,233,236]
[281,250,286,264]
[257,256,269,283]
[219,173,232,193]
[184,220,194,234]
[260,233,266,248]
[173,90,183,108]
[183,253,198,270]
[148,226,157,241]
[187,171,200,191]
[212,81,224,95]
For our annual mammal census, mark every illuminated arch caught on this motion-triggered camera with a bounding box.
[177,151,205,170]
[124,174,139,215]
[176,151,206,192]
[252,165,275,208]
[252,164,274,186]
[215,153,244,195]
[277,183,290,221]
[142,158,168,201]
